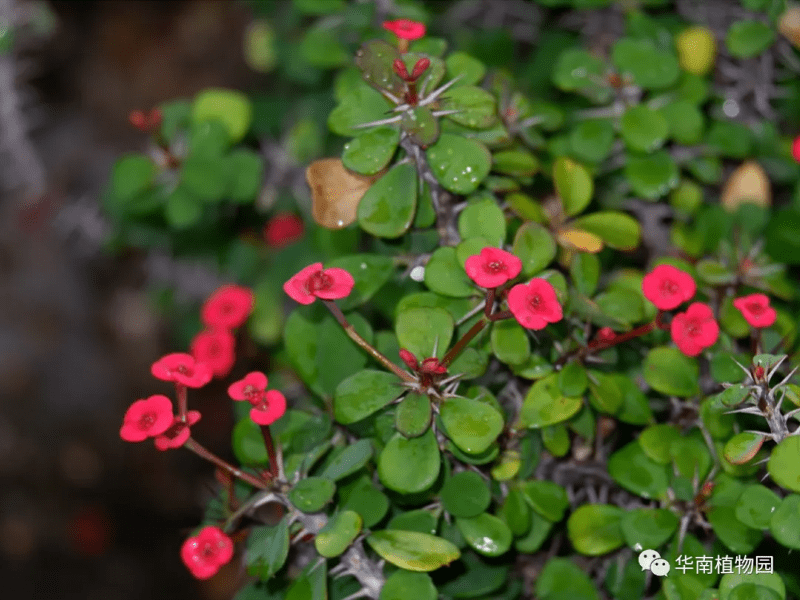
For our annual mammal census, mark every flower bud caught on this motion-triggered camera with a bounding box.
[393,58,411,80]
[410,58,430,80]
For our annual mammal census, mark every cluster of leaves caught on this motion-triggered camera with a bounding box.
[104,1,800,600]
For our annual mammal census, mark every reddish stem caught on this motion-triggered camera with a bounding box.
[442,318,487,367]
[260,425,279,481]
[175,383,187,421]
[184,438,268,489]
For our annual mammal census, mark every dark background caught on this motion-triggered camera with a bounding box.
[1,1,260,598]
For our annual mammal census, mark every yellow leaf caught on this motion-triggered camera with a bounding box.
[720,160,771,212]
[306,158,381,229]
[557,228,604,253]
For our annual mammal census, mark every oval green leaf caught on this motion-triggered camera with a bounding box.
[440,396,504,454]
[334,369,402,425]
[366,530,460,572]
[378,429,441,493]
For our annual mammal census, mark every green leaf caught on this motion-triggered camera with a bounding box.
[232,417,269,466]
[536,558,601,600]
[424,246,475,297]
[458,195,506,245]
[441,471,491,518]
[358,162,417,238]
[321,439,373,480]
[611,37,680,90]
[552,48,611,103]
[342,127,399,175]
[164,187,202,229]
[719,573,785,600]
[728,585,782,600]
[522,480,569,522]
[300,24,348,68]
[660,100,705,145]
[620,105,668,152]
[445,51,486,86]
[367,530,460,572]
[769,494,800,549]
[724,432,765,465]
[456,513,513,557]
[226,149,264,203]
[427,134,492,194]
[396,306,454,360]
[396,393,432,438]
[570,253,600,297]
[341,476,389,528]
[402,107,440,147]
[643,347,700,397]
[378,429,441,493]
[568,504,625,556]
[620,508,679,549]
[380,571,437,600]
[499,487,531,535]
[246,517,290,578]
[442,86,497,129]
[569,119,615,163]
[440,396,504,454]
[512,222,557,276]
[354,39,403,97]
[518,375,583,429]
[708,505,763,554]
[289,477,336,513]
[586,370,623,415]
[608,441,670,499]
[554,157,593,217]
[492,149,539,177]
[192,88,252,143]
[639,424,681,464]
[768,436,800,491]
[735,484,780,529]
[595,288,645,326]
[726,20,775,58]
[334,370,402,425]
[315,511,362,558]
[571,212,641,250]
[491,319,531,366]
[327,254,394,311]
[388,510,438,535]
[706,121,753,158]
[328,81,394,137]
[625,150,679,200]
[181,155,227,203]
[612,373,654,425]
[109,155,157,202]
[293,0,344,14]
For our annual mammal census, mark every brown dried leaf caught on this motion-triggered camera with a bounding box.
[720,160,771,212]
[306,158,381,229]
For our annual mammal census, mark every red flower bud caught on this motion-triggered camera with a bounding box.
[128,110,147,131]
[410,58,430,80]
[399,348,419,371]
[596,327,616,342]
[421,357,447,375]
[393,58,411,80]
[147,108,162,128]
[754,365,765,380]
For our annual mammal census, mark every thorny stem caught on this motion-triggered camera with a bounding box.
[184,437,269,489]
[323,300,415,383]
[260,425,280,481]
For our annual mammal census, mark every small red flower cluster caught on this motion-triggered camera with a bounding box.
[128,108,162,132]
[264,213,304,248]
[392,57,430,82]
[192,285,255,378]
[119,394,202,450]
[382,19,426,41]
[283,262,355,305]
[733,293,776,328]
[180,526,234,580]
[399,349,447,375]
[228,372,287,426]
[642,264,717,357]
[464,247,562,331]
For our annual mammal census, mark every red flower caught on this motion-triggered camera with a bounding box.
[180,526,234,580]
[151,353,212,388]
[642,265,696,310]
[596,327,616,342]
[249,390,287,426]
[201,285,254,330]
[670,302,719,357]
[793,136,800,163]
[733,293,777,328]
[420,357,447,375]
[228,372,286,426]
[264,213,304,248]
[507,279,563,330]
[154,410,201,451]
[465,247,523,289]
[382,19,426,41]
[283,263,355,305]
[399,348,419,371]
[119,395,174,442]
[190,329,236,378]
[228,371,269,401]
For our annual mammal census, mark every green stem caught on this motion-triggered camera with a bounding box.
[184,438,268,489]
[260,425,279,481]
[323,300,415,382]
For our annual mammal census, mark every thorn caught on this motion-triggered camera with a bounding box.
[419,75,463,107]
[723,407,763,416]
[732,358,752,378]
[341,591,370,600]
[430,109,461,117]
[354,115,403,129]
[772,365,797,390]
[379,89,402,105]
[766,355,788,380]
[291,528,310,544]
[439,372,465,387]
[784,407,800,420]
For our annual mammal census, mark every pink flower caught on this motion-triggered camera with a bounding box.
[642,264,696,310]
[382,19,426,41]
[264,213,304,248]
[283,263,355,305]
[465,247,523,289]
[793,136,800,163]
[670,302,719,357]
[119,395,174,442]
[180,526,234,580]
[190,329,236,378]
[507,279,563,330]
[154,410,201,451]
[201,285,254,330]
[249,390,287,426]
[151,353,212,388]
[228,372,286,426]
[733,293,777,328]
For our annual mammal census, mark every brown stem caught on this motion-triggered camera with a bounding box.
[442,318,487,367]
[323,300,415,382]
[484,289,495,319]
[184,438,268,489]
[260,425,279,481]
[175,383,187,421]
[405,81,418,106]
[489,310,513,321]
